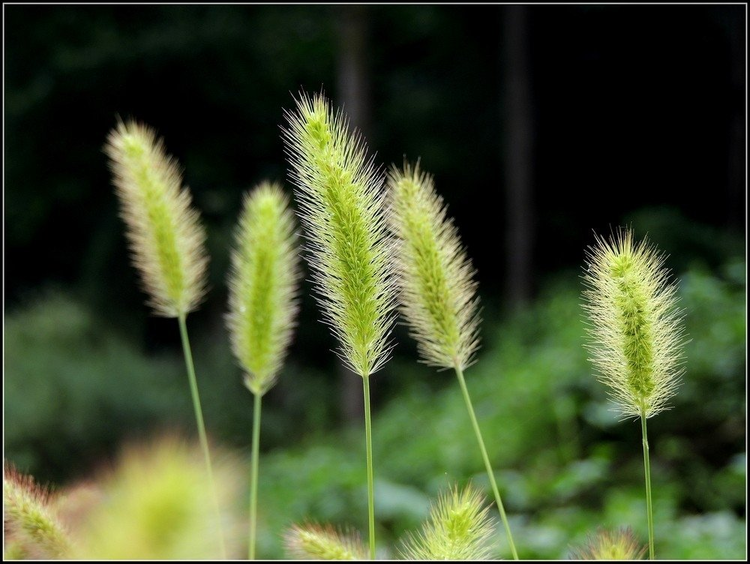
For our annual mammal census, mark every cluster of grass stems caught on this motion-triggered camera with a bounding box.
[4,92,686,561]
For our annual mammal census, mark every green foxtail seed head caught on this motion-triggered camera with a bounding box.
[582,227,685,419]
[105,120,208,317]
[399,484,495,561]
[387,162,481,370]
[68,436,241,560]
[3,463,72,559]
[282,93,396,378]
[569,527,647,560]
[226,182,300,396]
[284,523,367,560]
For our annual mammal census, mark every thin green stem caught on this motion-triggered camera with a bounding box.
[454,365,519,560]
[178,313,226,559]
[640,408,655,560]
[249,392,262,560]
[363,375,376,560]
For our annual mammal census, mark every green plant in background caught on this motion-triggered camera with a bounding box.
[104,120,225,557]
[284,523,367,560]
[582,228,686,560]
[387,162,519,559]
[226,182,300,559]
[282,93,397,559]
[4,465,72,559]
[399,484,496,561]
[569,527,647,560]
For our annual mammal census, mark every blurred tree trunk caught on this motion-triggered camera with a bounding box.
[336,5,371,424]
[503,5,534,309]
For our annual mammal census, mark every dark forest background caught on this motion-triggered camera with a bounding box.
[4,4,746,559]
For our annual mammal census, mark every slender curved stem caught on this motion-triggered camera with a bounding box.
[640,409,655,560]
[363,375,376,560]
[178,313,226,559]
[249,392,262,559]
[454,365,519,560]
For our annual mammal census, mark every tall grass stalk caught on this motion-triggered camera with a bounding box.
[104,120,225,558]
[225,183,300,559]
[387,163,519,559]
[177,313,223,556]
[282,93,396,559]
[582,227,686,560]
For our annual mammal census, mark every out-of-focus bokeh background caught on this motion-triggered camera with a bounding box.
[4,4,745,559]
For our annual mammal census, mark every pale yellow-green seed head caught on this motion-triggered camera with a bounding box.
[226,182,300,396]
[282,93,396,378]
[399,484,496,561]
[3,464,72,559]
[582,227,685,419]
[284,523,366,560]
[569,527,648,560]
[387,162,481,371]
[68,436,241,560]
[105,120,208,318]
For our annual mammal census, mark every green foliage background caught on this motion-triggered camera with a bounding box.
[4,4,746,560]
[6,228,745,558]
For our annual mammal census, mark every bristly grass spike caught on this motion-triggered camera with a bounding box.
[282,91,397,559]
[582,226,686,559]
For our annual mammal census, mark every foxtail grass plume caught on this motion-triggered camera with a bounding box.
[387,162,480,370]
[283,91,395,559]
[105,120,208,318]
[282,93,396,378]
[68,436,241,560]
[388,161,518,559]
[569,527,647,560]
[4,464,71,559]
[582,227,685,419]
[284,523,367,560]
[226,182,300,396]
[399,484,495,561]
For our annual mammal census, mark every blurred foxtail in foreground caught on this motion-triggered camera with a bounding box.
[104,120,224,557]
[282,92,397,559]
[226,182,300,559]
[66,436,242,559]
[4,464,72,559]
[284,523,366,560]
[569,527,648,560]
[387,162,518,559]
[582,227,686,560]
